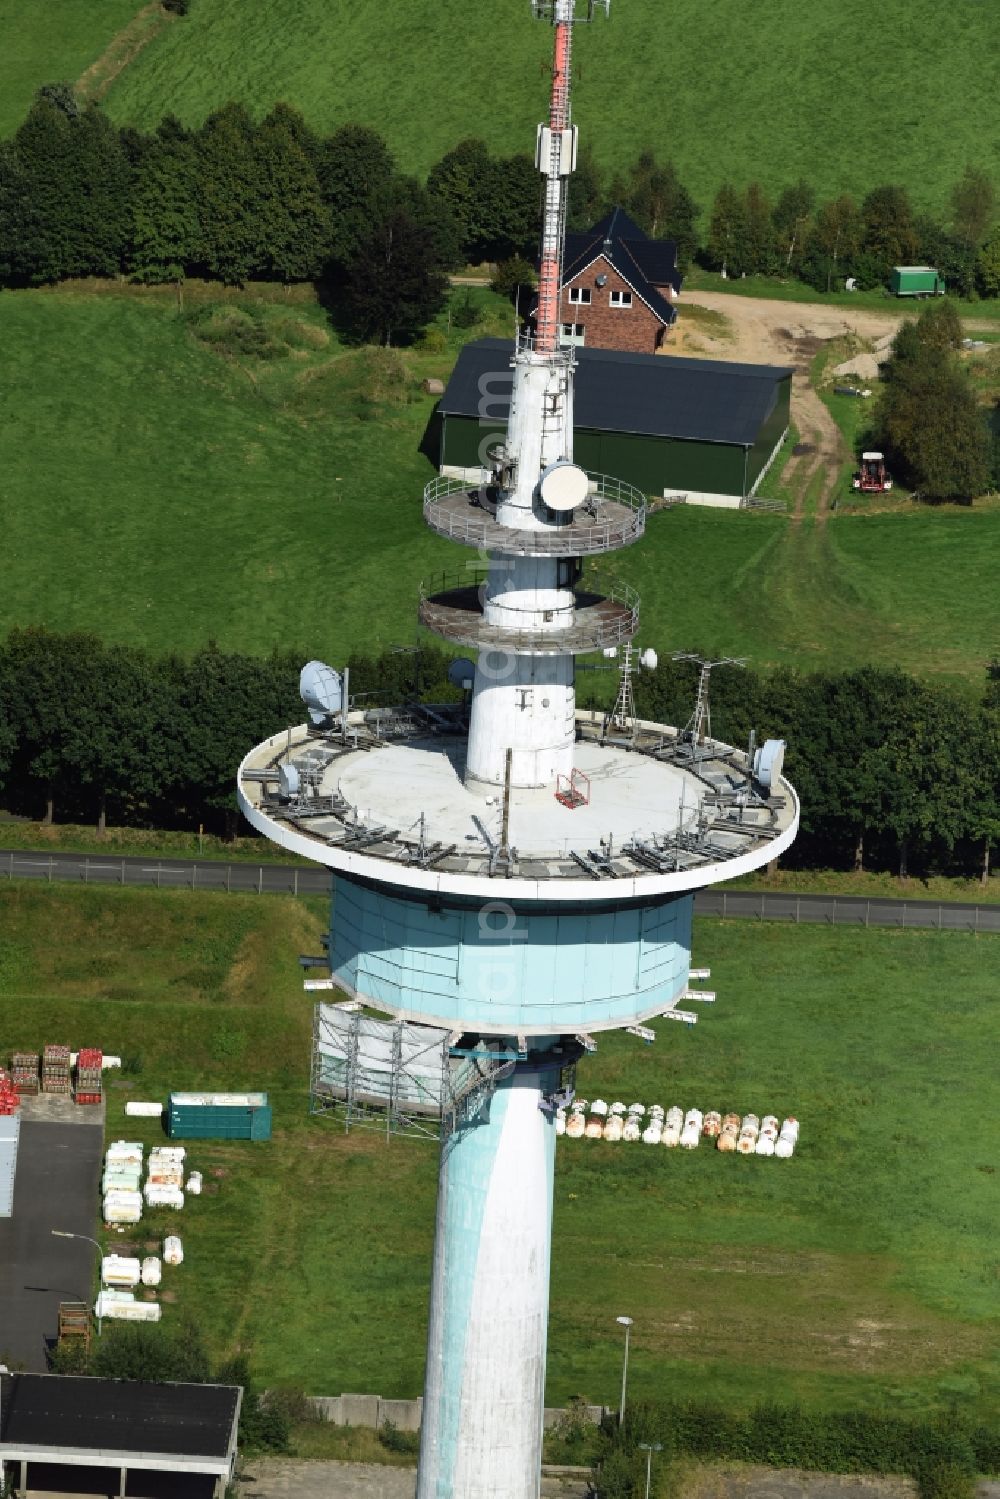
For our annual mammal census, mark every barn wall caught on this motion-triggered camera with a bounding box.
[746,374,792,491]
[439,417,751,499]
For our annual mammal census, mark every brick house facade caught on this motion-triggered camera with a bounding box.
[547,206,682,355]
[559,255,669,354]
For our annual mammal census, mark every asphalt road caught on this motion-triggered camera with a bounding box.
[0,1120,103,1371]
[1,849,998,932]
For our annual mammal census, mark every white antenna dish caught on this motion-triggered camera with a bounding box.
[539,461,589,513]
[278,763,300,798]
[639,648,658,670]
[753,739,786,791]
[448,657,476,691]
[300,660,342,724]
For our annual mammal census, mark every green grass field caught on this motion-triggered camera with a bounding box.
[0,0,142,134]
[84,0,1000,216]
[2,284,998,686]
[1,883,997,1420]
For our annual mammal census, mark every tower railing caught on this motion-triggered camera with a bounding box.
[422,471,647,555]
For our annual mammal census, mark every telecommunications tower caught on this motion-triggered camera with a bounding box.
[238,3,798,1495]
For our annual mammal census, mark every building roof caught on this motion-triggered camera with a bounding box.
[0,1373,239,1460]
[439,339,793,448]
[562,206,682,325]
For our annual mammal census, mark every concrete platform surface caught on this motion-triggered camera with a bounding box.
[0,1119,103,1370]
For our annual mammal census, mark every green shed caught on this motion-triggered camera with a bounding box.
[436,339,792,506]
[167,1091,271,1141]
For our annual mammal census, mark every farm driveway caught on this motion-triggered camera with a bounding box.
[240,1461,589,1498]
[671,292,915,517]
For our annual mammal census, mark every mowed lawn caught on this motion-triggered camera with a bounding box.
[0,0,141,134]
[1,286,999,683]
[94,0,1000,213]
[1,883,997,1419]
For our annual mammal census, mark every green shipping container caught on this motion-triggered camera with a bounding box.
[167,1091,271,1141]
[890,266,945,297]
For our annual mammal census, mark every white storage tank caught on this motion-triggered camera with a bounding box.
[141,1256,162,1287]
[163,1235,184,1266]
[642,1122,662,1145]
[684,1108,703,1132]
[665,1106,683,1132]
[144,1183,184,1210]
[755,1136,775,1157]
[774,1137,795,1158]
[102,1255,141,1288]
[661,1125,680,1148]
[717,1130,737,1153]
[125,1101,164,1118]
[103,1191,142,1224]
[565,1112,585,1139]
[679,1125,700,1149]
[622,1117,641,1143]
[602,1116,623,1142]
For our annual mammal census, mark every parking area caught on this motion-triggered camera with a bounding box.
[0,1117,103,1370]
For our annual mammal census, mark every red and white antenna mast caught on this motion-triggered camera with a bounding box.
[533,0,610,354]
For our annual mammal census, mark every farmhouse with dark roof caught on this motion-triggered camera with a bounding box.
[553,206,682,353]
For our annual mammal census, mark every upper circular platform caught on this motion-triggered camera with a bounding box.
[423,472,646,557]
[237,709,799,904]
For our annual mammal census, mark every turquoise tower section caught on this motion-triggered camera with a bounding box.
[330,875,695,1034]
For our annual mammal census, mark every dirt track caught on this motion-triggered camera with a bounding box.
[669,293,917,517]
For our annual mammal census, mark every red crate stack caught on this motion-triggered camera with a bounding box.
[42,1044,72,1095]
[11,1052,39,1097]
[0,1069,20,1114]
[75,1047,103,1105]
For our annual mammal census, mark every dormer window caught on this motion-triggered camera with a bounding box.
[609,289,632,307]
[568,287,591,304]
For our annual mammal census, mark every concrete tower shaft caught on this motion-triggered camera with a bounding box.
[464,1,586,790]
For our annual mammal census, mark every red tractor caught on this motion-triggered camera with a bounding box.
[852,451,893,493]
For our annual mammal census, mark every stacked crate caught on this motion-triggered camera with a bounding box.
[11,1052,39,1097]
[42,1044,71,1095]
[75,1048,103,1105]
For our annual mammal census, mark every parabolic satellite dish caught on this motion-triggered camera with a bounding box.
[448,657,477,691]
[753,739,786,792]
[539,461,589,513]
[300,661,342,724]
[278,762,300,799]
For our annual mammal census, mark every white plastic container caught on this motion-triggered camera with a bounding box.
[761,1115,779,1133]
[780,1117,800,1142]
[103,1191,142,1224]
[774,1137,795,1158]
[679,1125,700,1149]
[755,1136,775,1157]
[741,1114,760,1134]
[736,1134,755,1155]
[101,1056,123,1070]
[584,1117,604,1139]
[661,1125,680,1148]
[717,1131,737,1153]
[144,1183,184,1210]
[565,1113,585,1139]
[642,1123,663,1145]
[150,1146,186,1162]
[590,1099,608,1117]
[684,1108,703,1132]
[555,1111,566,1137]
[602,1116,623,1142]
[147,1164,184,1187]
[665,1106,683,1132]
[609,1101,626,1117]
[623,1118,641,1143]
[106,1141,143,1166]
[163,1235,184,1266]
[125,1101,164,1118]
[141,1256,162,1287]
[102,1255,141,1288]
[98,1295,161,1322]
[102,1169,142,1194]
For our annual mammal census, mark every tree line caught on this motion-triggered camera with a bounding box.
[589,1398,998,1499]
[701,167,999,297]
[0,628,997,883]
[2,85,998,326]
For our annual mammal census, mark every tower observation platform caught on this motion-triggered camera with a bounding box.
[237,4,798,1496]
